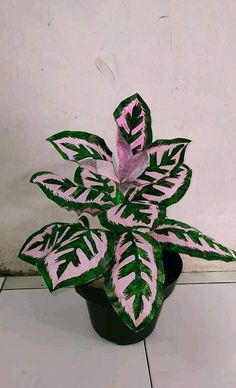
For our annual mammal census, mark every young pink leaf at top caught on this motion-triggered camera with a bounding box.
[104,232,164,331]
[116,129,133,181]
[120,151,149,184]
[47,131,112,163]
[114,93,152,154]
[150,219,236,262]
[31,171,113,212]
[116,129,149,187]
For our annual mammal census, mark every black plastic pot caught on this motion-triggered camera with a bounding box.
[75,250,183,345]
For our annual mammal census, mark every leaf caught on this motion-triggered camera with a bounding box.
[114,93,152,154]
[116,129,133,179]
[127,164,192,207]
[47,131,112,162]
[19,223,68,266]
[80,159,119,182]
[145,138,191,179]
[150,219,236,262]
[74,163,117,199]
[78,215,90,228]
[99,201,162,230]
[104,232,165,331]
[120,151,149,183]
[19,222,115,291]
[31,171,113,211]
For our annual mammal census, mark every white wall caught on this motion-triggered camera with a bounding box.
[1,0,236,274]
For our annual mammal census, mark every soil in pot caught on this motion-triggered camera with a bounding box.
[75,250,183,345]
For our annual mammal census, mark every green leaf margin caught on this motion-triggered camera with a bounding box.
[113,93,153,152]
[104,232,165,331]
[47,130,113,162]
[36,229,116,292]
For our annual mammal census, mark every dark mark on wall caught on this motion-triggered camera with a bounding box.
[159,15,169,19]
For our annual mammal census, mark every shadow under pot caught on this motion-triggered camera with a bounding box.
[75,250,183,345]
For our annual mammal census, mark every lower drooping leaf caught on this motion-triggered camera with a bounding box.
[19,223,115,291]
[99,201,161,230]
[104,232,165,331]
[31,171,113,211]
[150,219,236,262]
[127,164,192,207]
[19,223,67,266]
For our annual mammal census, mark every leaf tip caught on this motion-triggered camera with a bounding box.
[30,173,37,184]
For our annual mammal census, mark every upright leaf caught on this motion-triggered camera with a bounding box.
[127,164,192,207]
[146,138,191,178]
[114,93,152,154]
[31,171,113,211]
[151,219,236,262]
[116,129,133,180]
[19,223,115,291]
[48,131,112,162]
[105,232,165,331]
[120,151,149,184]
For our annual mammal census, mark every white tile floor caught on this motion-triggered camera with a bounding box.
[0,275,236,388]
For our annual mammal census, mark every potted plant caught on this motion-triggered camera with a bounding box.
[19,93,236,345]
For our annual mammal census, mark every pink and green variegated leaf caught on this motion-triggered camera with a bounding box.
[19,223,68,266]
[47,131,112,162]
[74,163,117,200]
[144,138,191,181]
[114,93,152,154]
[116,129,133,180]
[116,130,149,183]
[31,171,113,211]
[120,151,149,184]
[77,215,90,229]
[127,164,192,207]
[79,159,119,183]
[19,222,115,291]
[99,201,162,230]
[104,232,165,331]
[151,219,236,262]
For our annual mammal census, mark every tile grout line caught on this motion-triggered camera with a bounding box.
[143,340,153,388]
[2,274,236,291]
[0,277,7,292]
[2,287,46,291]
[177,281,236,285]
